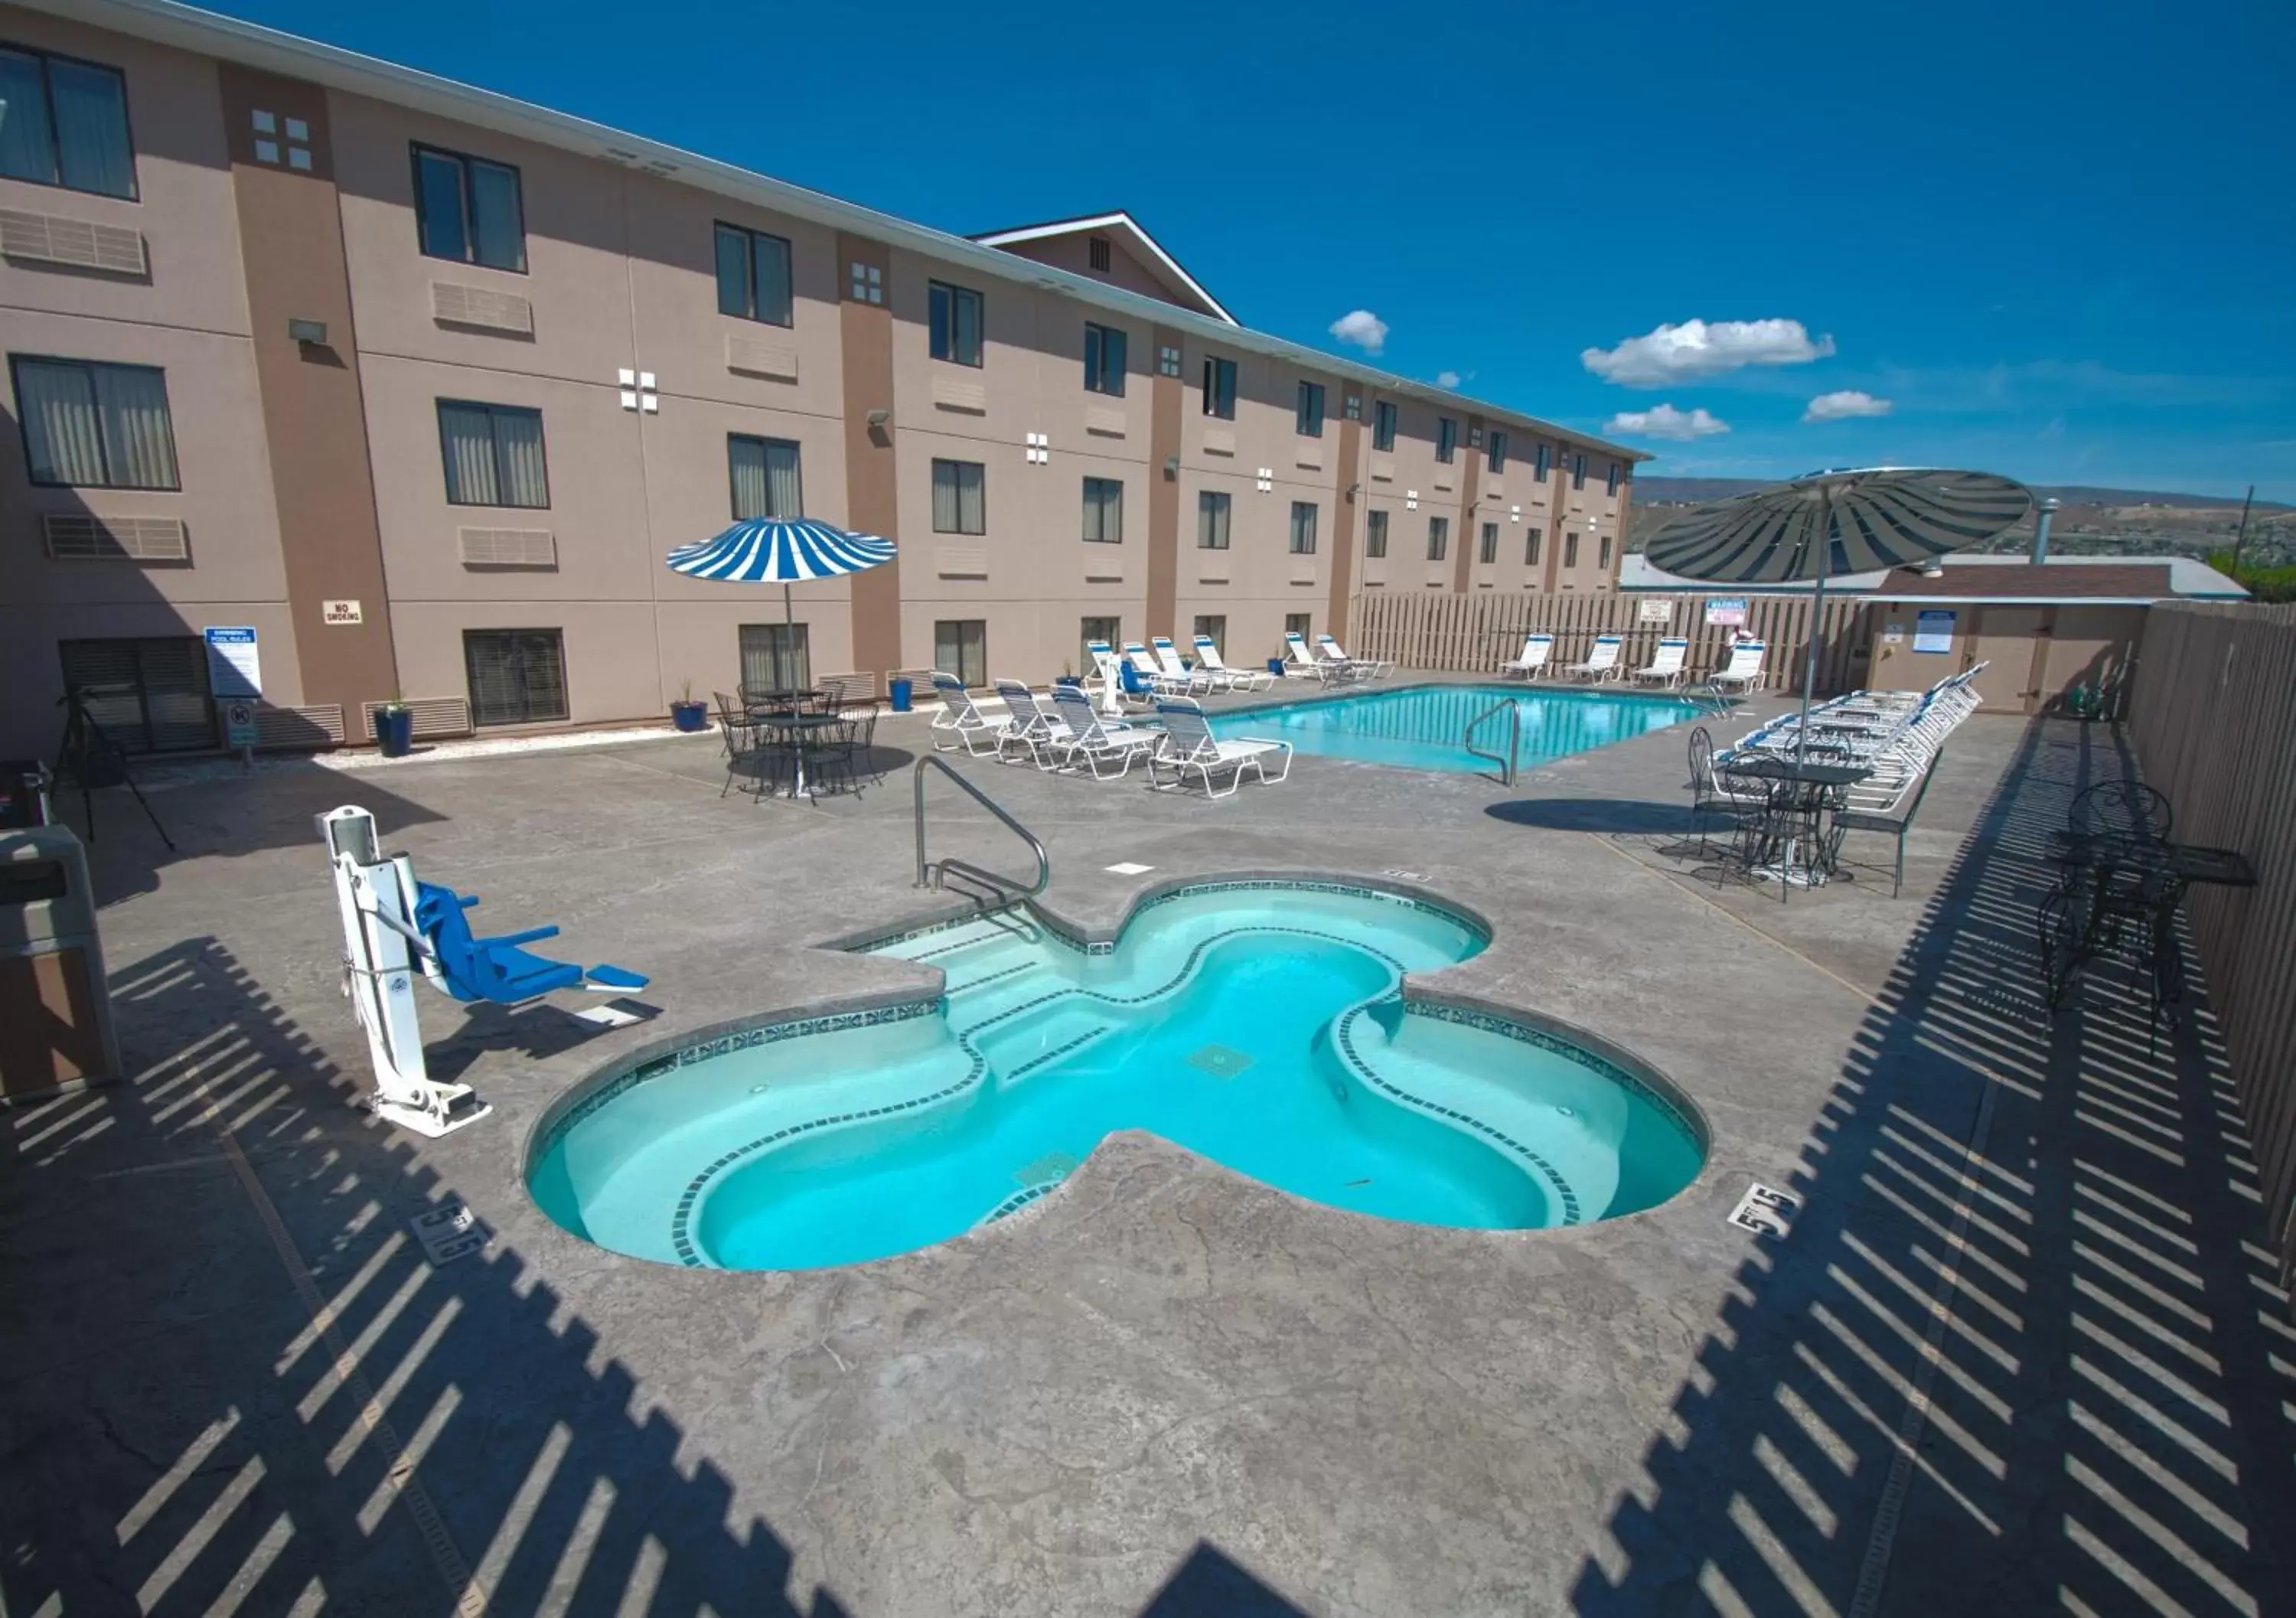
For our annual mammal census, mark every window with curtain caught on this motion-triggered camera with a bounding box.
[1083,323,1127,396]
[12,357,178,489]
[728,435,803,519]
[1535,442,1552,480]
[412,145,526,272]
[1365,510,1388,558]
[1525,528,1542,567]
[1607,462,1622,497]
[928,281,983,366]
[1372,401,1396,452]
[739,623,811,693]
[437,401,549,507]
[1488,431,1508,473]
[934,619,987,688]
[714,223,792,325]
[1600,535,1614,569]
[1572,453,1587,490]
[1436,417,1457,463]
[1295,381,1324,439]
[1564,533,1580,568]
[1202,356,1236,419]
[1192,615,1226,654]
[0,47,134,197]
[931,458,985,533]
[1081,477,1124,543]
[1079,616,1120,674]
[1197,490,1231,550]
[1479,522,1499,563]
[57,637,214,753]
[463,629,568,726]
[1284,612,1311,642]
[1427,516,1449,561]
[1289,501,1317,555]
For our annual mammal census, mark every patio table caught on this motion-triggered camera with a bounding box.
[748,711,845,800]
[1721,756,1872,886]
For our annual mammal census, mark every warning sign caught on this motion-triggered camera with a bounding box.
[321,599,364,625]
[220,699,259,748]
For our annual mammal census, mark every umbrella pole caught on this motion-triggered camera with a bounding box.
[1796,488,1832,766]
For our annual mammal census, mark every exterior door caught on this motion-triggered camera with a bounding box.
[1964,607,2047,713]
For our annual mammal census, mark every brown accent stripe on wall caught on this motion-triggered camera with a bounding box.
[1145,325,1183,641]
[1542,441,1565,592]
[1326,401,1361,636]
[215,64,398,715]
[1450,415,1484,592]
[838,233,902,681]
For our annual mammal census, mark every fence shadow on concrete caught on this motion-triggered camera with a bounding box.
[1570,717,2296,1614]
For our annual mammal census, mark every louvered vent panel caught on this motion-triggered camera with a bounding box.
[359,697,472,740]
[725,334,799,379]
[255,703,347,748]
[0,209,147,275]
[458,527,557,567]
[431,280,534,334]
[42,514,188,561]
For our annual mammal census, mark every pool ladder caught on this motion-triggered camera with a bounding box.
[1464,699,1521,787]
[913,756,1051,900]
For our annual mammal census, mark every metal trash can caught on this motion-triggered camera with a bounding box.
[0,825,119,1101]
[889,677,914,713]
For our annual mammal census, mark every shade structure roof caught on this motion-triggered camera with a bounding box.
[665,518,895,583]
[1642,468,2034,586]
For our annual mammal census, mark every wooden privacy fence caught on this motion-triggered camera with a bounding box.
[2127,602,2296,1283]
[1349,590,1877,696]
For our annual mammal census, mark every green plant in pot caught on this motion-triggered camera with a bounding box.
[670,677,710,733]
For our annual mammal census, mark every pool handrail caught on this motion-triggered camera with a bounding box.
[913,755,1051,899]
[1463,697,1521,786]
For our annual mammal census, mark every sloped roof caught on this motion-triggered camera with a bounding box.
[1874,563,2175,601]
[970,210,1237,325]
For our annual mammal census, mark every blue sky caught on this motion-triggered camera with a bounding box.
[209,0,2296,501]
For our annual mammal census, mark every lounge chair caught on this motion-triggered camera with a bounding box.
[1123,641,1196,695]
[1316,634,1391,680]
[1146,697,1293,798]
[1084,640,1149,711]
[1283,631,1353,684]
[1709,640,1767,695]
[1194,635,1274,691]
[1632,638,1690,689]
[1564,634,1624,683]
[992,677,1071,768]
[928,672,1013,756]
[1150,636,1218,693]
[1049,684,1159,778]
[1830,749,1944,897]
[1499,634,1554,680]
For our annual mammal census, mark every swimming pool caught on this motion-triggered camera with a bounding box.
[1215,683,1698,774]
[528,882,1706,1271]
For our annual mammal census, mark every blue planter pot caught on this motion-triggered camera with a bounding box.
[670,700,710,733]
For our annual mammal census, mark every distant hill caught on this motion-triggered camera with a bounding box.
[1630,478,2289,511]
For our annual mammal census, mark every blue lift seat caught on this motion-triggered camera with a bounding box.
[413,881,648,1006]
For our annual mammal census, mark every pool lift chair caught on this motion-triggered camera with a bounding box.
[318,805,647,1137]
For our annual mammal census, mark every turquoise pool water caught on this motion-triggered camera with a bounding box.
[1216,683,1698,773]
[528,884,1705,1271]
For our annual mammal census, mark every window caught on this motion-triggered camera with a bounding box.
[1081,616,1120,673]
[1081,476,1124,543]
[1192,615,1226,654]
[1296,381,1325,439]
[739,622,810,693]
[1365,509,1388,559]
[1289,501,1318,555]
[463,629,568,726]
[1284,612,1312,643]
[934,619,987,688]
[1600,534,1614,569]
[1564,532,1580,568]
[1343,392,1362,422]
[1197,490,1231,550]
[413,144,525,272]
[438,401,548,508]
[1426,516,1450,561]
[928,280,982,366]
[57,637,212,753]
[1572,453,1587,491]
[1372,400,1397,452]
[1202,355,1236,419]
[1534,442,1552,481]
[11,357,178,490]
[1083,323,1127,396]
[0,47,133,197]
[729,435,802,520]
[1606,461,1622,497]
[931,458,985,534]
[1436,416,1457,464]
[714,223,792,325]
[848,260,882,305]
[1525,529,1542,567]
[1157,344,1182,378]
[1479,522,1499,563]
[1488,430,1508,473]
[1088,236,1111,272]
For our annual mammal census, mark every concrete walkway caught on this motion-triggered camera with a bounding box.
[3,690,2288,1616]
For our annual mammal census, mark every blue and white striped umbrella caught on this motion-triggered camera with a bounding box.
[665,517,895,583]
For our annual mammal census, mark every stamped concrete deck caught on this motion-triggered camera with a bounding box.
[4,680,2291,1616]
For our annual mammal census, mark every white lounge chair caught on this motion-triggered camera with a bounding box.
[1499,634,1554,680]
[1194,634,1274,690]
[992,677,1071,768]
[1049,685,1159,778]
[1123,641,1195,695]
[928,673,1013,756]
[1147,697,1293,799]
[1564,635,1624,683]
[1282,631,1352,684]
[1316,634,1391,680]
[1709,640,1767,695]
[1150,636,1217,693]
[1632,638,1690,688]
[1084,639,1149,711]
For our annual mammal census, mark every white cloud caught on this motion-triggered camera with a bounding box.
[1603,403,1731,441]
[1583,318,1835,387]
[1327,309,1388,356]
[1802,389,1893,422]
[1435,370,1462,389]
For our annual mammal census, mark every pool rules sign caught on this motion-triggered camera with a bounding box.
[205,626,261,761]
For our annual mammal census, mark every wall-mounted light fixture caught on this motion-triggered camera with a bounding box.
[287,318,328,346]
[1163,455,1180,477]
[866,408,892,427]
[1345,481,1362,502]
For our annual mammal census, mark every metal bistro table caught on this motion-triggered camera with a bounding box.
[741,692,840,801]
[2041,833,2257,1036]
[1722,755,1873,888]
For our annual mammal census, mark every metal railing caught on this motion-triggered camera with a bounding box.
[1463,697,1521,786]
[913,755,1051,897]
